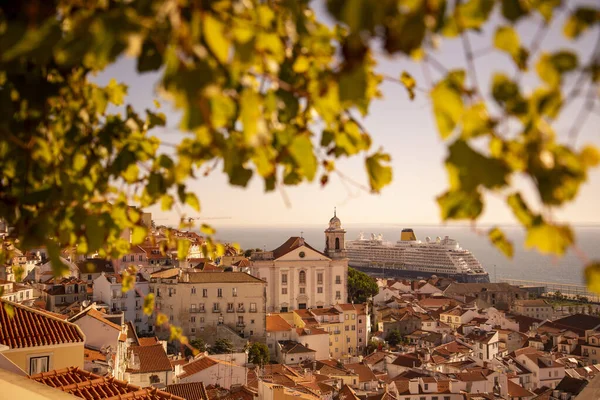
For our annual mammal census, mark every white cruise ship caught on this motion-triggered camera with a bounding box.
[346,228,490,283]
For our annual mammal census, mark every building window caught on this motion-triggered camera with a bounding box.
[87,274,92,281]
[335,237,340,249]
[199,303,205,312]
[191,327,196,334]
[238,316,244,325]
[139,255,143,261]
[203,289,208,297]
[213,303,220,312]
[200,317,205,323]
[30,356,49,375]
[250,303,257,312]
[232,287,237,297]
[191,316,196,323]
[130,255,134,261]
[299,271,306,284]
[191,304,197,312]
[191,287,196,295]
[300,288,305,294]
[217,288,222,297]
[282,274,288,284]
[317,273,323,285]
[228,303,234,312]
[336,291,341,300]
[317,287,323,294]
[335,275,341,284]
[282,288,288,295]
[345,326,349,331]
[424,384,429,390]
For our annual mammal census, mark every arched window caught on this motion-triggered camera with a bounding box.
[326,238,329,249]
[335,237,340,250]
[299,270,306,284]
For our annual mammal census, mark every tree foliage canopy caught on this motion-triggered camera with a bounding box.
[386,329,403,347]
[1,0,599,320]
[247,341,270,367]
[348,267,379,303]
[209,338,234,355]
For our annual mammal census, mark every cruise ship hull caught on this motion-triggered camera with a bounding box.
[351,263,490,283]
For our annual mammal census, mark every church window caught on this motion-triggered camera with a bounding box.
[317,273,323,284]
[335,237,340,250]
[299,271,306,284]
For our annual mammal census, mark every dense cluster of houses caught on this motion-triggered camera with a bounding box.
[1,213,600,399]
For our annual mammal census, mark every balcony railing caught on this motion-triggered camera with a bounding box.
[249,309,257,313]
[213,308,220,313]
[227,309,235,313]
[237,308,245,313]
[236,322,246,327]
[189,308,199,313]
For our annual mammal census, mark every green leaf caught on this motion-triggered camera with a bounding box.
[507,193,535,227]
[457,0,495,31]
[400,71,416,100]
[580,146,600,167]
[177,239,190,260]
[122,164,139,183]
[446,140,509,191]
[200,224,215,235]
[85,215,107,252]
[491,73,528,116]
[339,64,367,106]
[494,26,520,56]
[73,154,87,172]
[536,51,578,87]
[461,103,492,138]
[121,272,135,293]
[436,189,483,220]
[585,262,600,294]
[288,134,318,181]
[185,193,201,212]
[501,0,530,22]
[525,222,574,256]
[106,79,127,105]
[161,194,174,211]
[563,7,599,39]
[431,71,465,139]
[240,89,262,145]
[489,227,514,258]
[531,0,561,22]
[146,110,166,129]
[365,152,393,193]
[143,293,155,316]
[131,226,147,245]
[203,14,230,64]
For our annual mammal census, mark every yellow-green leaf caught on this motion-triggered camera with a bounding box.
[431,72,465,139]
[400,71,416,100]
[121,272,135,293]
[507,193,535,227]
[185,193,201,212]
[585,262,600,294]
[200,223,215,235]
[203,14,230,64]
[131,226,147,245]
[161,194,174,211]
[169,325,184,341]
[122,164,139,183]
[494,26,520,56]
[143,293,155,316]
[177,239,190,260]
[563,7,599,39]
[436,189,483,220]
[365,152,393,193]
[289,135,317,181]
[489,227,514,258]
[106,79,127,105]
[525,222,574,255]
[156,313,168,326]
[73,154,87,172]
[461,103,492,138]
[581,146,600,167]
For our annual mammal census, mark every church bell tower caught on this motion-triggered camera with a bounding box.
[325,208,346,259]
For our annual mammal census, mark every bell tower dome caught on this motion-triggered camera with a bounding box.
[325,208,346,259]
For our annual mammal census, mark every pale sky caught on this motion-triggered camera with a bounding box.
[95,1,600,227]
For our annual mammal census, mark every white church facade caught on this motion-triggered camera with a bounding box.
[250,211,348,312]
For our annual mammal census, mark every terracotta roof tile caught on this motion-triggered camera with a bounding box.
[165,382,209,400]
[179,356,239,379]
[279,341,316,354]
[70,308,122,331]
[30,367,183,399]
[0,299,84,349]
[267,315,292,332]
[127,344,172,373]
[138,336,160,346]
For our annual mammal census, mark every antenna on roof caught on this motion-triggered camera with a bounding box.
[334,207,336,217]
[300,231,303,238]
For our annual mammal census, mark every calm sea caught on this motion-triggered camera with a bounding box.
[212,224,600,285]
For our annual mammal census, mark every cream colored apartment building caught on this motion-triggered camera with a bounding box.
[149,270,266,343]
[250,213,348,312]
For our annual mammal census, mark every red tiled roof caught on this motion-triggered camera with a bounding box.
[70,308,122,331]
[127,344,173,373]
[85,347,107,363]
[267,315,292,332]
[138,337,160,346]
[165,382,209,400]
[0,299,84,348]
[507,380,535,397]
[271,237,328,259]
[179,356,219,379]
[30,367,184,399]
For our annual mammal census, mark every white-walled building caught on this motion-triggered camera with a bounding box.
[93,272,150,333]
[250,212,348,312]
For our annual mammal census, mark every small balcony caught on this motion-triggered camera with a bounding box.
[189,308,199,313]
[236,322,246,327]
[212,308,220,313]
[227,308,235,313]
[249,309,257,313]
[237,307,245,313]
